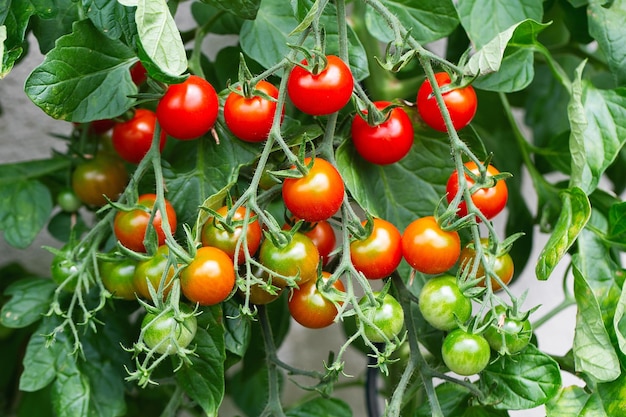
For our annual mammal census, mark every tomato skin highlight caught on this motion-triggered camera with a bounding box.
[100,257,138,300]
[113,194,177,253]
[224,80,282,142]
[287,55,354,116]
[358,292,404,343]
[446,162,508,221]
[401,216,460,275]
[71,153,128,207]
[418,274,471,331]
[288,271,345,329]
[351,101,414,165]
[282,157,344,222]
[350,218,402,280]
[156,75,219,140]
[112,108,166,164]
[258,232,320,288]
[417,72,477,132]
[180,246,236,306]
[142,304,197,355]
[441,329,491,376]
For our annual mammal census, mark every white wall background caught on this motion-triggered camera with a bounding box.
[0,6,594,417]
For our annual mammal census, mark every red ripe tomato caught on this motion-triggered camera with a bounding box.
[446,162,508,220]
[114,194,177,253]
[351,101,414,165]
[287,55,354,116]
[417,72,477,132]
[180,246,236,306]
[112,108,167,164]
[156,75,219,140]
[350,218,402,280]
[130,61,147,86]
[401,216,460,275]
[71,153,128,207]
[288,271,345,329]
[200,205,263,264]
[282,157,344,222]
[224,80,282,142]
[283,219,337,266]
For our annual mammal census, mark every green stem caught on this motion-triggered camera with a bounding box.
[258,305,287,417]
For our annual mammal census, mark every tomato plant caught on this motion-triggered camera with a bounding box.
[418,274,471,331]
[180,246,236,306]
[446,161,509,221]
[416,72,477,132]
[2,1,625,417]
[350,218,402,280]
[224,80,282,142]
[401,215,461,275]
[282,157,345,222]
[71,153,128,207]
[287,55,354,116]
[351,101,414,165]
[288,271,345,329]
[156,75,219,140]
[201,205,262,264]
[114,193,177,253]
[112,108,167,164]
[142,304,198,355]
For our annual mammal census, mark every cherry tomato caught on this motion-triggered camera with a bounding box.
[288,271,345,329]
[401,216,460,275]
[483,305,532,355]
[112,108,167,164]
[287,55,354,116]
[50,244,83,292]
[142,304,197,355]
[418,274,471,331]
[350,218,402,280]
[113,194,177,253]
[71,153,128,207]
[283,219,336,266]
[358,292,404,343]
[446,162,509,220]
[351,101,414,165]
[417,72,477,132]
[56,189,82,212]
[99,257,137,300]
[240,276,284,306]
[201,205,262,265]
[224,80,282,142]
[180,246,236,306]
[130,61,147,86]
[282,157,344,222]
[459,238,514,292]
[258,232,320,288]
[441,329,491,376]
[156,75,219,140]
[73,119,116,135]
[133,245,176,301]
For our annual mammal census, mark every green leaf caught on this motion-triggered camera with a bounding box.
[1,278,56,328]
[201,0,260,20]
[1,0,43,77]
[479,344,562,410]
[456,0,543,49]
[84,0,137,41]
[414,383,508,416]
[365,0,459,44]
[240,0,369,81]
[546,385,607,417]
[597,372,626,415]
[135,0,188,83]
[568,66,626,194]
[191,2,244,35]
[227,364,275,417]
[24,19,137,122]
[285,397,352,417]
[465,19,550,92]
[607,202,626,248]
[0,157,70,185]
[535,187,590,280]
[588,0,626,86]
[0,179,53,248]
[30,0,79,54]
[52,352,89,417]
[177,306,226,417]
[614,278,626,357]
[572,262,621,383]
[223,299,251,369]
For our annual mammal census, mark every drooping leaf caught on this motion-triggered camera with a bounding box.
[588,0,626,86]
[545,385,607,417]
[0,278,56,328]
[479,344,562,410]
[0,179,53,248]
[24,19,137,122]
[365,0,459,44]
[572,262,621,383]
[536,187,590,280]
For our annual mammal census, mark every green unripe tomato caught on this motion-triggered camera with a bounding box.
[358,292,404,343]
[418,274,472,331]
[142,305,197,355]
[483,306,532,355]
[442,329,491,376]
